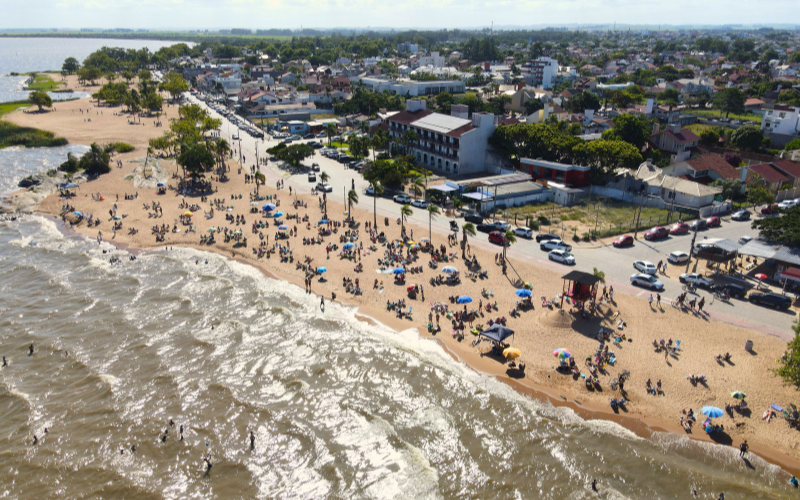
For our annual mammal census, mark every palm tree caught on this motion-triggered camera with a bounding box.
[371,130,386,161]
[427,204,440,243]
[593,267,606,284]
[502,230,517,263]
[409,172,426,200]
[461,222,476,259]
[347,189,359,217]
[254,170,265,195]
[325,123,337,147]
[370,181,384,227]
[400,204,413,235]
[215,138,231,172]
[319,171,330,185]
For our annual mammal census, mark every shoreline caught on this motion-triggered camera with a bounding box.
[38,210,800,478]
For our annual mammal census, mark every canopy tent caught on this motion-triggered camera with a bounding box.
[781,266,800,283]
[480,324,515,343]
[738,240,781,260]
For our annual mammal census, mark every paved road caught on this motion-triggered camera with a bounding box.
[190,94,797,340]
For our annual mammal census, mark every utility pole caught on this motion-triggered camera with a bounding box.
[686,222,699,273]
[594,199,601,234]
[633,192,644,239]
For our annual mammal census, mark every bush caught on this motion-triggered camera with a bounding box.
[529,221,540,230]
[538,215,550,225]
[0,121,67,148]
[104,142,135,154]
[572,232,580,242]
[723,152,742,167]
[581,232,591,242]
[46,169,57,177]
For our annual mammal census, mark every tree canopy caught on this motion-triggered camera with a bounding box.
[713,88,746,118]
[160,72,189,101]
[752,206,800,246]
[28,91,52,112]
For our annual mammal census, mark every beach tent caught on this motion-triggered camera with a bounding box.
[480,324,515,343]
[61,182,79,189]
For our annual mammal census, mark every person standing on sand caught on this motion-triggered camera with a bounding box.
[739,440,748,457]
[648,294,653,308]
[320,296,325,312]
[656,293,661,307]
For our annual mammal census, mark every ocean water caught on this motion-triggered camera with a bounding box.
[0,215,795,500]
[0,37,191,103]
[0,144,89,195]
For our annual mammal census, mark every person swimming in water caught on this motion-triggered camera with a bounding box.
[28,344,34,356]
[203,456,213,474]
[250,431,255,450]
[161,429,168,443]
[2,356,7,367]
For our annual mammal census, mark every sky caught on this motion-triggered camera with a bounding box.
[2,0,799,31]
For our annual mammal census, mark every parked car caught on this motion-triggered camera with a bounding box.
[613,235,634,247]
[644,226,669,240]
[311,163,320,172]
[749,292,792,310]
[679,272,714,288]
[392,194,412,204]
[731,210,751,221]
[308,173,316,182]
[668,251,690,264]
[633,260,657,275]
[513,227,533,239]
[630,273,665,291]
[713,283,746,299]
[487,221,511,232]
[488,231,507,245]
[411,199,428,208]
[536,233,560,243]
[778,200,797,210]
[464,214,484,224]
[739,235,753,244]
[316,183,333,193]
[670,222,690,235]
[476,224,494,233]
[706,216,721,228]
[549,249,575,265]
[761,204,780,215]
[688,219,707,231]
[540,240,572,252]
[365,186,376,196]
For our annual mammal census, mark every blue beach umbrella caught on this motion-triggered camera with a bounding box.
[262,203,276,211]
[278,225,289,230]
[456,296,473,304]
[392,267,405,275]
[317,267,327,273]
[343,242,355,249]
[441,266,458,274]
[515,289,532,298]
[702,406,724,419]
[73,211,83,216]
[319,219,329,224]
[273,211,283,218]
[156,182,166,187]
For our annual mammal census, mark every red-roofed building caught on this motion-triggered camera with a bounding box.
[387,99,497,176]
[745,98,765,111]
[650,123,699,157]
[746,163,791,191]
[771,159,800,188]
[662,154,740,187]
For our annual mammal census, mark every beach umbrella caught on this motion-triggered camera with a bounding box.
[772,403,784,412]
[317,267,327,273]
[754,273,768,280]
[184,211,193,217]
[553,348,571,359]
[442,266,458,274]
[319,219,329,224]
[62,182,78,189]
[406,241,416,245]
[278,225,289,230]
[456,296,473,304]
[273,211,283,218]
[392,267,405,275]
[515,289,532,298]
[407,285,416,292]
[420,238,430,242]
[343,242,355,249]
[262,203,276,211]
[730,391,747,400]
[503,347,522,359]
[250,202,259,207]
[701,406,725,418]
[113,215,122,220]
[156,182,166,187]
[73,211,83,216]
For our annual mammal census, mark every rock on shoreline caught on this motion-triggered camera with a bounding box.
[1,171,86,214]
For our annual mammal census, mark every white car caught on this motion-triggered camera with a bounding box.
[513,227,533,239]
[680,273,714,288]
[549,249,575,265]
[633,260,657,275]
[738,235,753,245]
[630,273,665,290]
[411,199,428,208]
[540,240,572,252]
[667,251,690,264]
[316,183,333,193]
[489,221,511,232]
[778,200,797,209]
[393,194,412,204]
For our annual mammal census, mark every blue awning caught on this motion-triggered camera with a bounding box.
[480,324,515,343]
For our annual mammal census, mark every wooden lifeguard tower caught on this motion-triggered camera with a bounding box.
[560,270,603,311]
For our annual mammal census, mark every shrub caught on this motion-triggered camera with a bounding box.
[572,232,580,242]
[46,169,57,177]
[538,215,550,225]
[582,232,591,242]
[104,142,135,154]
[529,221,540,230]
[723,152,742,167]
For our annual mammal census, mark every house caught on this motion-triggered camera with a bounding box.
[650,123,699,163]
[745,98,765,111]
[520,57,558,89]
[413,51,445,69]
[387,100,496,176]
[661,154,739,185]
[519,158,591,187]
[635,161,722,208]
[746,162,792,191]
[358,77,465,97]
[761,106,800,146]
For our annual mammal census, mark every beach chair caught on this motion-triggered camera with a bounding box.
[608,356,616,365]
[675,340,682,351]
[406,306,412,319]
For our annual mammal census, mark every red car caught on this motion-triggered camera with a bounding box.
[670,222,689,235]
[613,235,634,247]
[488,231,506,245]
[706,216,721,228]
[761,204,780,215]
[644,226,669,240]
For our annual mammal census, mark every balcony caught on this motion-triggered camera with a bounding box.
[412,143,459,161]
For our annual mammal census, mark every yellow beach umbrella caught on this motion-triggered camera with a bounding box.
[503,347,522,359]
[184,211,193,217]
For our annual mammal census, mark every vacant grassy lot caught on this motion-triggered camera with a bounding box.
[24,74,63,92]
[0,100,30,117]
[686,109,762,123]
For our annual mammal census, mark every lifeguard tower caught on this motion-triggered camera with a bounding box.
[560,270,602,311]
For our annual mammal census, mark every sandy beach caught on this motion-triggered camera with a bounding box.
[7,77,800,475]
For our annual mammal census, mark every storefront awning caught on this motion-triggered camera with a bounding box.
[430,184,457,192]
[463,192,492,201]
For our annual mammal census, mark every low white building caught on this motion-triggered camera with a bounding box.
[521,57,558,89]
[414,51,445,69]
[358,77,465,97]
[762,106,800,136]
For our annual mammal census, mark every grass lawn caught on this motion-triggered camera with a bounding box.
[685,123,713,135]
[24,74,64,92]
[0,100,31,117]
[0,120,67,149]
[328,141,349,150]
[686,109,762,123]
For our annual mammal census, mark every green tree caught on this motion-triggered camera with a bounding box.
[752,206,800,246]
[178,143,215,183]
[137,70,152,83]
[58,152,80,173]
[347,189,359,216]
[144,92,163,114]
[606,113,652,150]
[710,178,743,200]
[399,204,413,234]
[325,122,337,147]
[784,139,800,151]
[319,171,330,185]
[426,204,440,243]
[121,71,135,84]
[776,320,800,389]
[274,144,314,167]
[730,125,765,151]
[748,184,774,206]
[435,92,454,113]
[253,170,265,195]
[28,91,52,112]
[78,143,111,176]
[523,98,544,116]
[461,222,476,259]
[502,230,517,263]
[713,87,746,118]
[593,267,606,283]
[62,57,80,75]
[698,128,720,146]
[160,72,189,101]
